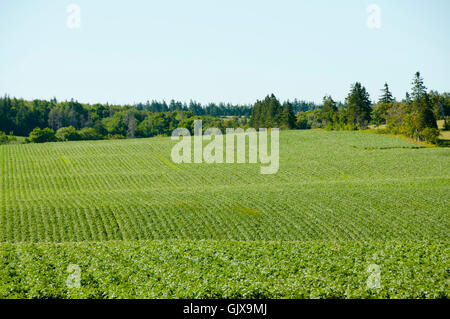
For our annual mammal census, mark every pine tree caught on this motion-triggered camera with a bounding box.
[249,94,284,128]
[379,83,394,104]
[404,92,411,103]
[249,100,263,128]
[416,93,437,130]
[407,72,438,140]
[373,83,395,124]
[411,72,426,101]
[281,102,297,129]
[345,82,372,129]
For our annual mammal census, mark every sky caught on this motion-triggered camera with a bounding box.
[0,0,449,105]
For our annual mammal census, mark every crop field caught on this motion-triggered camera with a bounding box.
[0,130,449,298]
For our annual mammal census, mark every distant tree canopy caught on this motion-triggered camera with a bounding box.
[0,72,447,144]
[249,94,297,129]
[0,97,253,138]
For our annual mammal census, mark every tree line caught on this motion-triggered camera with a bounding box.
[0,93,317,144]
[294,72,449,144]
[0,98,252,137]
[0,72,447,144]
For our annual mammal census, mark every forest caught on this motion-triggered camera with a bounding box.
[0,72,448,144]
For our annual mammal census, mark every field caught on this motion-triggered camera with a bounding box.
[0,130,448,298]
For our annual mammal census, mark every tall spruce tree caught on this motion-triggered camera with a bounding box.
[415,93,438,130]
[345,82,372,129]
[409,72,438,140]
[373,82,395,124]
[281,101,297,129]
[249,94,284,128]
[379,83,394,104]
[411,72,426,101]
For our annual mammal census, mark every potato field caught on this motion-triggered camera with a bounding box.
[0,130,448,298]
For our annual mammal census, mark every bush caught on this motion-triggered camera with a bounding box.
[0,131,8,144]
[344,123,357,131]
[296,118,310,130]
[324,123,334,131]
[56,126,81,141]
[25,128,57,143]
[79,127,103,140]
[0,132,17,144]
[419,127,440,144]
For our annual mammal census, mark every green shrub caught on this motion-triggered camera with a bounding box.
[419,127,440,144]
[344,123,357,131]
[324,122,334,131]
[0,131,8,144]
[79,127,103,140]
[56,126,81,141]
[25,128,57,143]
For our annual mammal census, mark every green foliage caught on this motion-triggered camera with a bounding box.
[1,72,447,144]
[281,102,297,129]
[0,241,447,298]
[411,71,426,101]
[25,127,57,143]
[296,110,320,129]
[0,131,9,144]
[372,83,395,125]
[78,127,103,140]
[384,73,439,143]
[345,82,372,129]
[418,127,440,144]
[370,106,384,126]
[250,94,293,129]
[415,93,438,131]
[56,126,81,141]
[379,82,394,105]
[429,91,450,120]
[295,84,380,131]
[296,113,310,129]
[0,95,252,140]
[319,96,338,128]
[102,112,128,136]
[0,132,7,144]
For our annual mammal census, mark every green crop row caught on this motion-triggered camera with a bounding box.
[0,131,449,243]
[0,240,447,299]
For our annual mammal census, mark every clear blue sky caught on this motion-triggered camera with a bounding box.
[1,0,449,105]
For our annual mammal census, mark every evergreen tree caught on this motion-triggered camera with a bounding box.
[250,94,283,128]
[379,82,394,104]
[415,93,437,130]
[281,102,297,129]
[411,71,426,101]
[373,83,395,124]
[407,72,438,141]
[319,95,337,127]
[345,82,372,129]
